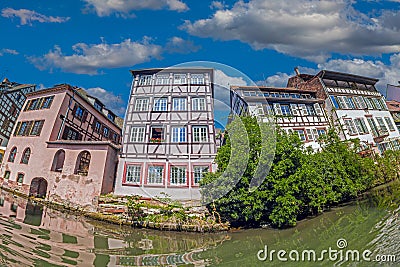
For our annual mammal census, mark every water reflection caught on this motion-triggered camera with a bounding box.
[0,185,399,266]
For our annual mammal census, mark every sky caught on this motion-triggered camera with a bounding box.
[1,0,400,117]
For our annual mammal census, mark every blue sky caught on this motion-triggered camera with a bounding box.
[1,0,400,116]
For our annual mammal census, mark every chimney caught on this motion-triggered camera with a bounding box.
[294,67,300,76]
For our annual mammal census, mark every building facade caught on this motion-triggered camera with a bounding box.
[0,78,36,150]
[288,70,400,154]
[230,86,330,150]
[114,68,217,200]
[0,84,121,209]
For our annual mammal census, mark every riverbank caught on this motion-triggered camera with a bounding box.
[0,186,229,233]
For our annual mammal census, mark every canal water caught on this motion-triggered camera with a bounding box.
[0,185,399,267]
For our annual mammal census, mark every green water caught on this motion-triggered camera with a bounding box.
[0,184,399,266]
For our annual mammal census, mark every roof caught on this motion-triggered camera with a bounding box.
[386,100,400,112]
[317,70,379,85]
[230,85,318,93]
[130,67,214,76]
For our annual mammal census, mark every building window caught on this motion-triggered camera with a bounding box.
[273,103,282,115]
[384,117,396,131]
[134,98,149,111]
[172,127,186,142]
[344,119,358,135]
[153,98,168,112]
[94,102,102,111]
[42,96,54,109]
[192,98,206,111]
[193,166,208,185]
[30,120,44,136]
[365,98,374,109]
[17,121,29,136]
[73,105,87,121]
[75,151,91,176]
[4,171,10,180]
[8,147,17,162]
[20,148,31,164]
[354,118,369,135]
[366,117,379,137]
[126,165,141,184]
[51,150,65,172]
[295,129,306,141]
[150,127,164,142]
[306,129,315,141]
[336,96,348,109]
[290,104,300,116]
[103,127,109,138]
[193,126,208,142]
[173,74,187,84]
[170,166,187,185]
[147,166,163,184]
[139,75,152,86]
[281,105,292,116]
[317,129,326,136]
[172,98,187,111]
[156,74,169,85]
[372,98,382,109]
[190,74,205,84]
[305,105,316,116]
[17,173,24,184]
[130,127,145,142]
[376,117,388,133]
[345,97,356,109]
[93,120,102,133]
[62,126,82,140]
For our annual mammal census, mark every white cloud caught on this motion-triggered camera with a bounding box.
[165,37,200,54]
[1,8,70,26]
[182,0,400,62]
[29,38,163,74]
[86,87,126,115]
[210,1,227,10]
[264,53,400,94]
[83,0,188,17]
[0,49,18,56]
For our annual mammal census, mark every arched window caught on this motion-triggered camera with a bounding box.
[51,150,65,172]
[75,151,91,176]
[8,147,17,162]
[20,148,31,164]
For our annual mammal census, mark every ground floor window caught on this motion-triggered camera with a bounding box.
[126,165,141,183]
[193,166,209,185]
[170,166,187,185]
[147,166,163,184]
[17,173,24,184]
[4,171,10,180]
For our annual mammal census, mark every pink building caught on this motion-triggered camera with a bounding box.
[0,84,121,210]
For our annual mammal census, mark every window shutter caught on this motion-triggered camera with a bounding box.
[273,103,282,115]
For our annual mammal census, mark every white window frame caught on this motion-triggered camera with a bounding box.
[190,74,205,85]
[280,104,292,116]
[273,103,282,115]
[138,75,152,86]
[313,103,324,116]
[170,166,187,185]
[172,127,186,142]
[134,98,149,111]
[299,104,308,116]
[290,104,299,116]
[384,117,396,131]
[193,166,208,185]
[126,165,141,184]
[295,129,306,141]
[344,119,358,135]
[130,127,145,142]
[192,98,206,111]
[306,129,314,141]
[193,126,208,142]
[155,74,169,85]
[172,98,187,111]
[153,98,168,112]
[173,74,187,84]
[376,117,388,133]
[147,166,164,184]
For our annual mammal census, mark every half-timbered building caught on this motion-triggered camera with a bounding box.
[230,85,330,150]
[288,70,400,154]
[114,68,217,200]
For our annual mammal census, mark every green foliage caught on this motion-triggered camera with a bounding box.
[203,116,400,229]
